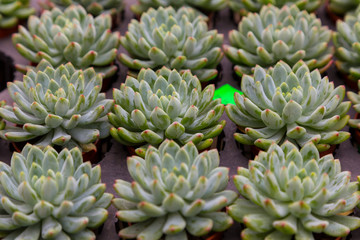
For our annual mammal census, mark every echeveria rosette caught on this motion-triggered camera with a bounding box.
[0,60,114,152]
[119,6,224,83]
[229,141,360,239]
[109,67,225,156]
[0,0,35,29]
[114,140,237,240]
[130,0,226,16]
[226,61,351,152]
[39,0,124,17]
[328,0,360,17]
[0,144,112,239]
[12,5,120,78]
[348,80,360,129]
[333,6,360,84]
[224,5,333,77]
[228,0,322,15]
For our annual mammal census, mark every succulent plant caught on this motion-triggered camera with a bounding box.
[108,67,225,156]
[39,0,124,17]
[229,141,360,239]
[0,100,5,130]
[228,0,322,15]
[130,0,226,16]
[119,6,224,83]
[12,5,120,78]
[224,5,333,77]
[0,144,112,239]
[348,80,360,129]
[0,0,35,29]
[226,61,350,152]
[0,60,114,152]
[114,139,237,240]
[328,0,360,17]
[333,6,360,84]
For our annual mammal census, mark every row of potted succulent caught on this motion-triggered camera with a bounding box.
[0,57,359,173]
[0,0,358,39]
[1,134,360,239]
[2,2,360,89]
[0,60,225,162]
[6,3,360,93]
[0,0,124,37]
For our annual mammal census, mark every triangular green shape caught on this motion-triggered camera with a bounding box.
[213,84,243,105]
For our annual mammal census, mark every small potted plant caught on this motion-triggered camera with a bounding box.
[0,144,113,238]
[108,67,226,157]
[38,0,125,28]
[12,5,120,91]
[226,61,351,157]
[130,0,226,27]
[0,0,35,38]
[119,6,224,86]
[347,80,360,152]
[113,139,237,240]
[0,60,114,164]
[326,0,359,22]
[228,0,322,24]
[228,141,360,240]
[333,6,360,91]
[224,5,333,78]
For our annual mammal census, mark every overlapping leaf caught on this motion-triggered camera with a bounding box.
[0,144,112,239]
[226,61,350,151]
[224,5,333,77]
[109,67,225,155]
[12,5,120,77]
[229,141,360,239]
[0,60,113,151]
[119,6,223,83]
[114,140,236,240]
[0,0,35,29]
[334,6,360,83]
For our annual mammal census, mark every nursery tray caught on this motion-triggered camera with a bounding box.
[0,1,359,239]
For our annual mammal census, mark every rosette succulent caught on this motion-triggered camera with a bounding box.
[0,144,112,239]
[224,5,333,77]
[228,0,322,15]
[39,0,124,17]
[0,0,35,29]
[114,140,237,240]
[119,6,224,83]
[130,0,226,16]
[0,60,114,152]
[333,6,360,84]
[226,61,350,152]
[348,80,360,129]
[108,67,225,156]
[328,0,360,17]
[12,5,120,78]
[228,141,360,239]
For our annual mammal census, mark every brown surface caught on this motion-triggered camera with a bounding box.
[0,1,360,240]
